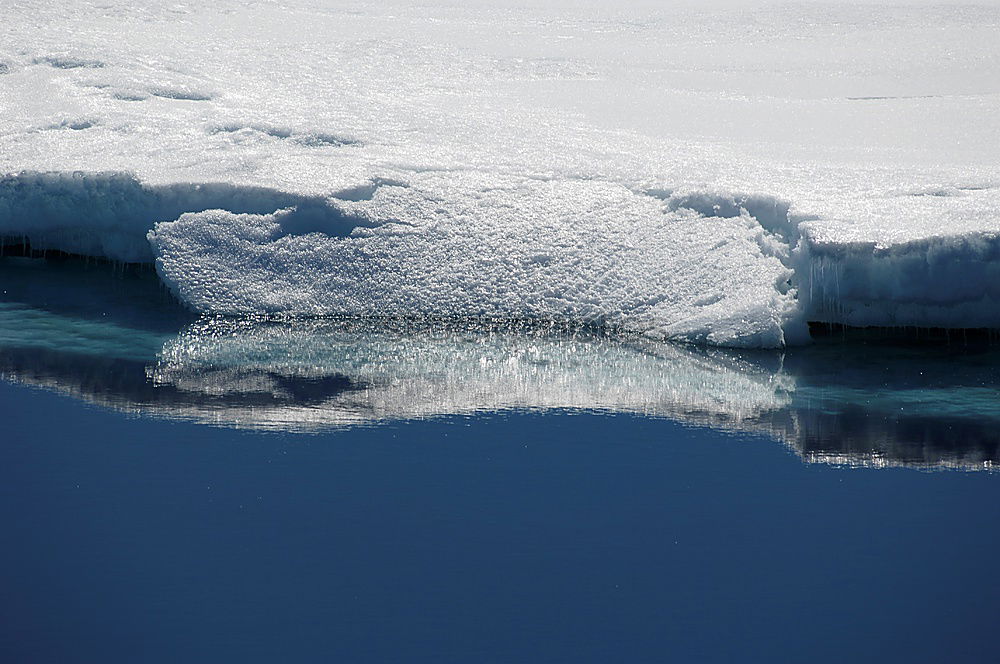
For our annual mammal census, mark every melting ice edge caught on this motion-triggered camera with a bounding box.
[3,170,1000,349]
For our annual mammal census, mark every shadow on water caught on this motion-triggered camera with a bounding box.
[2,256,999,470]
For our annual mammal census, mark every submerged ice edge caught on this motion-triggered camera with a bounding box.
[4,171,1000,348]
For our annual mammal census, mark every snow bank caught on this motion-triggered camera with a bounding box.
[147,175,800,347]
[5,168,1000,347]
[0,170,803,348]
[0,171,309,262]
[3,1,1000,346]
[797,226,1000,330]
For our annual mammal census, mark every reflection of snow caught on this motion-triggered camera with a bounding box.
[151,318,794,431]
[1,297,998,470]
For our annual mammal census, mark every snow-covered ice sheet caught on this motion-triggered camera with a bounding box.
[3,0,1000,346]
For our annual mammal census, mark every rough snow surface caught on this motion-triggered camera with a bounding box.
[148,177,800,347]
[3,0,1000,346]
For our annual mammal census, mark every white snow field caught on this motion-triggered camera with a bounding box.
[2,0,1000,347]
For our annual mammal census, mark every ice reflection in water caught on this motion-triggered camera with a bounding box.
[1,257,999,470]
[149,317,794,430]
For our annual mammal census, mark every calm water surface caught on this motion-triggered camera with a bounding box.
[1,257,999,663]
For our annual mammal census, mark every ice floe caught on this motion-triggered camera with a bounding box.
[3,0,1000,346]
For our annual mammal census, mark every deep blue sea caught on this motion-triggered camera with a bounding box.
[2,257,999,663]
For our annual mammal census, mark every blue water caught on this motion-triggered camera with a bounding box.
[2,257,1000,663]
[2,383,1000,663]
